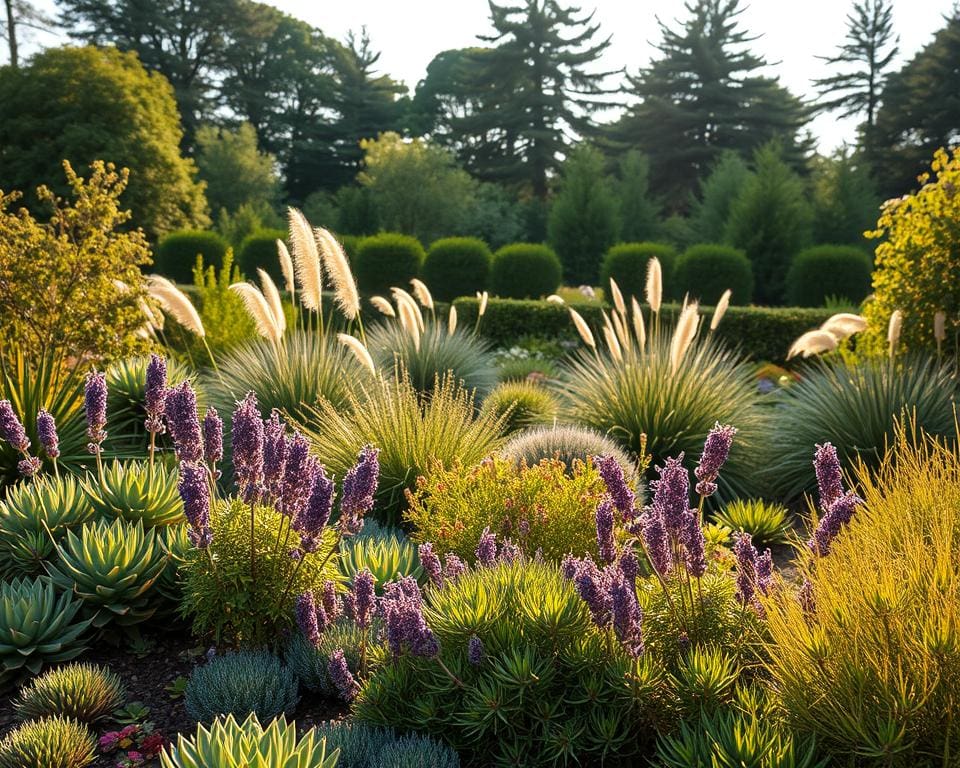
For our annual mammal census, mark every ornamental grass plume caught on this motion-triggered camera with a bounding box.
[391,288,424,331]
[447,305,457,336]
[337,334,377,377]
[646,257,663,314]
[546,294,565,305]
[316,228,360,321]
[609,278,626,316]
[602,325,623,363]
[147,275,205,337]
[257,269,287,335]
[787,330,839,360]
[934,311,946,344]
[669,302,699,373]
[631,297,646,352]
[369,296,395,317]
[819,313,867,340]
[569,307,596,349]
[396,300,421,352]
[710,289,732,332]
[477,291,489,317]
[888,309,903,359]
[230,282,283,344]
[410,279,434,312]
[288,208,322,313]
[277,239,295,298]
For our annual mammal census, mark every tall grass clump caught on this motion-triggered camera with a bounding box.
[765,424,960,763]
[765,355,957,499]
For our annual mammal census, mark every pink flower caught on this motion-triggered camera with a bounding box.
[99,732,120,751]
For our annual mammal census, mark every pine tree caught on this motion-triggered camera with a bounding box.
[613,151,660,242]
[810,148,880,245]
[617,0,811,212]
[688,151,753,243]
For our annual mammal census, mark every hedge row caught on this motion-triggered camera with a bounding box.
[452,297,834,363]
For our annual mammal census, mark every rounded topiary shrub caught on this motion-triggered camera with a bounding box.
[674,244,754,305]
[422,237,492,302]
[599,242,677,301]
[353,233,425,296]
[786,245,872,308]
[155,230,228,284]
[490,243,562,299]
[236,228,287,284]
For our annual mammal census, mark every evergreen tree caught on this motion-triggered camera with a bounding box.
[725,142,812,305]
[547,144,620,284]
[617,0,811,212]
[688,151,753,243]
[810,148,880,245]
[813,0,898,132]
[614,151,660,242]
[458,0,620,198]
[195,122,280,216]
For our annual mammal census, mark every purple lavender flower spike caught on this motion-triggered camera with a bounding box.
[84,370,108,454]
[0,400,30,453]
[36,409,59,459]
[619,547,639,590]
[339,445,380,535]
[144,354,167,434]
[281,433,313,522]
[756,549,773,595]
[443,553,467,582]
[232,392,264,503]
[17,456,41,477]
[680,509,707,578]
[810,492,862,555]
[178,461,212,548]
[694,423,737,497]
[650,455,690,535]
[798,578,816,614]
[573,557,612,628]
[418,543,443,586]
[262,410,287,504]
[594,455,636,518]
[595,496,616,564]
[640,508,672,575]
[560,553,580,580]
[813,443,843,511]
[610,573,644,658]
[296,592,320,646]
[498,538,522,564]
[476,527,497,567]
[733,532,758,606]
[352,569,376,630]
[467,635,485,665]
[202,407,223,466]
[328,649,360,701]
[321,580,342,625]
[381,576,438,658]
[411,626,440,658]
[296,465,334,552]
[342,592,357,624]
[164,381,203,462]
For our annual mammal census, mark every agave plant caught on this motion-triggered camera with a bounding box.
[45,519,169,629]
[154,523,191,618]
[84,460,185,527]
[713,499,792,548]
[0,577,91,685]
[160,714,340,768]
[0,716,96,768]
[0,474,95,578]
[339,530,423,593]
[14,663,125,723]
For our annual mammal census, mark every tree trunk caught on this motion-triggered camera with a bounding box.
[4,0,17,69]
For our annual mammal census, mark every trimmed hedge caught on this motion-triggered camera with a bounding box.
[353,233,425,296]
[453,297,834,363]
[674,244,754,305]
[490,243,562,299]
[422,237,492,302]
[155,230,228,283]
[599,242,676,301]
[786,245,873,307]
[237,228,287,283]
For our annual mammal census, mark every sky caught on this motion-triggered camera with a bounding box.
[21,0,957,152]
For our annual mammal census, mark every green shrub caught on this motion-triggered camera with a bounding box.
[0,474,94,579]
[500,424,638,484]
[188,249,258,357]
[0,716,95,768]
[354,560,663,766]
[296,373,507,527]
[786,245,872,307]
[339,233,361,260]
[354,234,425,296]
[599,243,677,303]
[765,427,960,762]
[156,230,229,284]
[674,244,754,305]
[84,460,185,527]
[14,663,125,723]
[671,646,740,717]
[179,498,341,647]
[236,228,288,284]
[161,714,338,768]
[765,355,957,499]
[339,532,423,593]
[490,243,562,299]
[406,455,617,563]
[713,500,791,547]
[480,380,561,434]
[0,577,91,686]
[365,320,496,396]
[422,237,492,302]
[285,620,370,698]
[314,721,460,768]
[184,651,298,723]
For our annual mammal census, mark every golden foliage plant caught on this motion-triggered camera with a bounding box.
[763,422,960,765]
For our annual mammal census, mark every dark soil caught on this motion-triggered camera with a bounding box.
[0,626,348,767]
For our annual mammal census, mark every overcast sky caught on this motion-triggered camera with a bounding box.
[23,0,957,152]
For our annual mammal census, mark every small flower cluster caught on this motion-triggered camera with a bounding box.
[733,532,773,614]
[694,422,737,496]
[99,723,165,767]
[0,398,48,477]
[807,442,863,556]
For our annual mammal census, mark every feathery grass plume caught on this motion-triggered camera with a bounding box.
[603,326,623,363]
[610,307,630,351]
[888,309,903,359]
[569,308,596,349]
[257,269,286,335]
[397,299,421,351]
[277,240,295,297]
[670,301,699,373]
[820,313,867,340]
[316,227,360,320]
[410,279,434,311]
[138,298,164,331]
[477,291,489,317]
[148,275,205,337]
[369,296,396,317]
[229,282,282,343]
[391,288,424,331]
[631,297,646,352]
[287,208,322,312]
[448,305,457,335]
[546,294,565,305]
[710,289,732,332]
[338,333,377,376]
[646,257,663,313]
[609,278,626,316]
[934,311,946,343]
[787,330,839,360]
